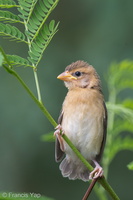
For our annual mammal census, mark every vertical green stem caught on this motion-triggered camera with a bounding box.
[108,87,116,131]
[22,12,42,103]
[33,68,42,102]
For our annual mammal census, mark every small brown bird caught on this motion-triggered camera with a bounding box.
[54,60,107,181]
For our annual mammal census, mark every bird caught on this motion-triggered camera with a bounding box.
[54,60,107,181]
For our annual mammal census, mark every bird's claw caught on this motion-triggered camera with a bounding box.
[89,166,103,179]
[54,124,64,136]
[54,124,64,151]
[89,160,103,179]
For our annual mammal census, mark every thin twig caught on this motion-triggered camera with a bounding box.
[82,179,98,200]
[62,134,120,200]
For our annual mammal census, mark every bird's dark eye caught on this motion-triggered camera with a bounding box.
[75,71,81,77]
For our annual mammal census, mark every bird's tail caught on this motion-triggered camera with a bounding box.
[59,157,90,181]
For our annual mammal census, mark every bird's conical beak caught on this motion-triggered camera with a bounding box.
[57,71,77,81]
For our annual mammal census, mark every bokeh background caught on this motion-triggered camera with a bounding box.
[0,0,133,199]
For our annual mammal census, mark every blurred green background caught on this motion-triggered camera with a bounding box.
[0,0,133,199]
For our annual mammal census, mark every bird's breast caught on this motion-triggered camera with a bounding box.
[62,89,104,161]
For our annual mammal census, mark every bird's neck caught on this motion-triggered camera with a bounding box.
[65,87,103,106]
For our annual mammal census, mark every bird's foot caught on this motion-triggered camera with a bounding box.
[54,124,64,136]
[89,160,103,179]
[54,124,64,151]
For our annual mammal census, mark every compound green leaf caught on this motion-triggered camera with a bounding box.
[0,23,26,42]
[5,55,32,67]
[0,0,18,8]
[43,0,51,9]
[109,137,133,164]
[0,10,22,23]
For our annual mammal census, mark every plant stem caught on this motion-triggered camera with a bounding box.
[82,179,97,200]
[22,13,42,103]
[33,68,42,102]
[1,47,120,200]
[62,134,93,171]
[98,177,119,200]
[62,135,120,200]
[3,65,120,200]
[2,65,57,128]
[13,69,57,127]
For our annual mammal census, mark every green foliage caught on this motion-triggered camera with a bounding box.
[0,52,4,66]
[108,137,133,163]
[107,60,133,93]
[41,131,55,142]
[28,20,59,66]
[0,23,26,42]
[93,60,133,200]
[0,10,22,23]
[1,1,132,200]
[0,0,59,68]
[103,60,133,177]
[4,54,33,67]
[18,0,59,66]
[127,161,133,170]
[107,103,133,122]
[0,0,18,8]
[42,61,133,175]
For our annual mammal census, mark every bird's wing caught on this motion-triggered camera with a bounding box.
[55,110,65,162]
[96,102,107,162]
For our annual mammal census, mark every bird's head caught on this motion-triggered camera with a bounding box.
[57,60,101,90]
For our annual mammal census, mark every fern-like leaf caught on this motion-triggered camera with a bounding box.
[109,137,133,164]
[18,0,38,21]
[108,60,133,93]
[26,0,59,41]
[0,0,18,8]
[0,23,27,43]
[4,55,33,67]
[28,20,59,66]
[107,102,133,122]
[17,0,59,66]
[112,120,133,137]
[0,10,23,23]
[103,60,133,181]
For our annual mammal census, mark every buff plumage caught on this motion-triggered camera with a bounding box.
[54,60,107,181]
